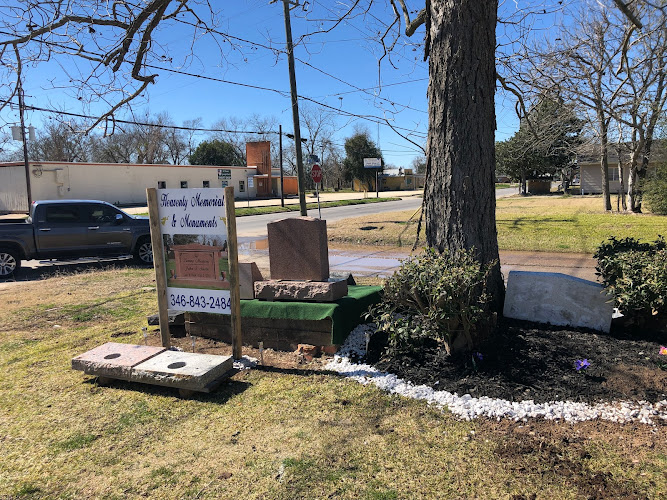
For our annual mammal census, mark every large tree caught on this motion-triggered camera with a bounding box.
[496,93,582,193]
[342,130,383,189]
[189,139,244,166]
[396,1,504,311]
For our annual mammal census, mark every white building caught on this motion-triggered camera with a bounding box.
[0,161,289,213]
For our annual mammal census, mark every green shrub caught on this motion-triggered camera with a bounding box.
[594,236,667,322]
[643,163,667,215]
[368,248,495,355]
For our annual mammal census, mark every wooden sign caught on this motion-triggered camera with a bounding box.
[147,187,242,358]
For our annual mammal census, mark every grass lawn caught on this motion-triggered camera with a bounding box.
[327,195,667,253]
[1,268,666,498]
[132,197,402,218]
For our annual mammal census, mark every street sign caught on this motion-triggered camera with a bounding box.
[363,157,382,168]
[310,163,322,184]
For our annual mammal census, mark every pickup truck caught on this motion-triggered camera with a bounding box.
[0,199,153,278]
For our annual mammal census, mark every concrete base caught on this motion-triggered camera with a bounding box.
[72,343,233,393]
[254,279,348,302]
[503,271,614,333]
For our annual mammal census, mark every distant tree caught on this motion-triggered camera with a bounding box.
[164,118,202,165]
[411,155,427,174]
[90,128,137,163]
[89,112,173,164]
[189,139,244,166]
[212,115,279,166]
[29,120,90,162]
[342,131,382,189]
[495,93,582,193]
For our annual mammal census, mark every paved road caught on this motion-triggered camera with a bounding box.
[237,196,423,238]
[237,186,518,238]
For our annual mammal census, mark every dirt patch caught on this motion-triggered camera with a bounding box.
[365,317,667,406]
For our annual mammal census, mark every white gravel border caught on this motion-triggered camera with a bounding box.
[325,324,667,425]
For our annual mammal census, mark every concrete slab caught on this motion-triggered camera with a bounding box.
[503,271,614,333]
[132,351,233,392]
[71,342,165,378]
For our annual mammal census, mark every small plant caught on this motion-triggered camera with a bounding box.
[368,248,495,355]
[471,351,484,371]
[574,359,590,372]
[594,236,667,328]
[642,162,667,215]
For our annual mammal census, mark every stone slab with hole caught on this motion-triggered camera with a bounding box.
[132,350,233,392]
[71,342,165,379]
[72,343,234,395]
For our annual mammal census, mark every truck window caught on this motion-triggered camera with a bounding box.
[88,205,122,224]
[45,206,82,223]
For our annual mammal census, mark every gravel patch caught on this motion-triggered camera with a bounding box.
[325,324,667,425]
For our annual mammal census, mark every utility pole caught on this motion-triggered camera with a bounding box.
[274,0,307,216]
[279,124,284,207]
[17,83,32,207]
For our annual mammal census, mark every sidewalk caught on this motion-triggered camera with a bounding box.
[240,244,598,283]
[121,190,423,215]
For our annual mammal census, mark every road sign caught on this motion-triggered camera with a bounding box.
[363,157,382,168]
[310,163,322,184]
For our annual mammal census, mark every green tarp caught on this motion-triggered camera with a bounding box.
[240,285,382,345]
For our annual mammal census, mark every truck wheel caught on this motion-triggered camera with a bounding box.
[133,238,153,266]
[0,247,21,278]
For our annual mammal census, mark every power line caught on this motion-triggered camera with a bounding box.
[171,19,427,113]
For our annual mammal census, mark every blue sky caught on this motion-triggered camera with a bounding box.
[0,0,549,167]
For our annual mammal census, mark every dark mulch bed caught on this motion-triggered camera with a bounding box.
[366,318,667,405]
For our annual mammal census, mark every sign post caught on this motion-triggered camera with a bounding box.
[363,157,382,198]
[146,187,242,358]
[246,176,254,207]
[310,163,322,219]
[224,186,242,360]
[147,188,171,348]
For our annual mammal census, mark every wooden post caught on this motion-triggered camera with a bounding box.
[146,188,171,348]
[225,186,243,360]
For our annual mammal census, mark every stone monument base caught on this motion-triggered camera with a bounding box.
[254,279,348,302]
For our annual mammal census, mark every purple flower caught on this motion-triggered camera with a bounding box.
[473,352,483,361]
[575,359,590,371]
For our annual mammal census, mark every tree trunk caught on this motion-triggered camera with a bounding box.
[598,116,612,211]
[423,0,504,313]
[521,169,527,195]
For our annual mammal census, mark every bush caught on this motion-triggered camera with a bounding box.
[643,163,667,215]
[594,236,667,324]
[368,248,495,355]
